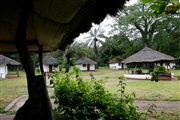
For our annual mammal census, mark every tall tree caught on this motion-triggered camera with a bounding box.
[115,3,162,46]
[114,3,180,55]
[100,34,143,64]
[84,23,107,65]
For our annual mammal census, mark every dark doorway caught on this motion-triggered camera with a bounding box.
[87,64,90,71]
[49,65,52,72]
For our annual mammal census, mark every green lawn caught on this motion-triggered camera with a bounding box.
[0,68,179,113]
[79,68,180,101]
[104,80,180,101]
[0,72,27,109]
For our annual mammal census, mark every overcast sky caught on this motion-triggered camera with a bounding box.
[74,0,138,43]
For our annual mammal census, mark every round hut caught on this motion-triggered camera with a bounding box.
[108,56,126,70]
[122,46,175,80]
[43,55,59,73]
[75,57,97,71]
[0,55,21,79]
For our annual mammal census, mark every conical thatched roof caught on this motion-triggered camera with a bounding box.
[108,56,123,64]
[122,47,175,64]
[0,55,21,66]
[0,0,127,52]
[43,55,59,65]
[75,57,97,65]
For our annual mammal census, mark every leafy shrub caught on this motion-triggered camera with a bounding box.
[151,66,168,82]
[176,75,180,80]
[52,67,141,120]
[175,65,180,70]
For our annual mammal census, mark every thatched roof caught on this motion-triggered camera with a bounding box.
[0,55,21,66]
[43,55,59,65]
[0,0,127,52]
[108,56,123,64]
[122,47,175,64]
[76,57,97,65]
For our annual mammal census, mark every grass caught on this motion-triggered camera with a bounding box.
[0,68,179,117]
[78,67,180,101]
[0,72,27,109]
[104,80,180,101]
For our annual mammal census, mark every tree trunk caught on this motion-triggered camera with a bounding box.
[13,0,54,120]
[94,39,99,69]
[14,76,54,120]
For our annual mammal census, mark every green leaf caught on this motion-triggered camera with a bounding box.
[150,4,160,11]
[140,0,153,3]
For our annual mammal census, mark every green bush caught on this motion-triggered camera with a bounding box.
[51,67,141,120]
[151,66,168,82]
[176,75,180,80]
[175,65,180,70]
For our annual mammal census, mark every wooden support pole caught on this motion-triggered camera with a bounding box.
[38,45,44,75]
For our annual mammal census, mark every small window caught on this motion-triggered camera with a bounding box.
[83,64,86,67]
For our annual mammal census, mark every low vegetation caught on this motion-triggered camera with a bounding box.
[52,67,142,120]
[0,68,179,119]
[0,72,27,109]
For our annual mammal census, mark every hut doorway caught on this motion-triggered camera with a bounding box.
[49,65,52,73]
[87,64,90,71]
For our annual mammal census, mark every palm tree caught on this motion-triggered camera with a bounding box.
[84,23,107,67]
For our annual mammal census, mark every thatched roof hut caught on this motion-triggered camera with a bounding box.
[108,57,126,70]
[43,55,59,65]
[122,47,175,64]
[0,55,20,66]
[0,55,20,78]
[76,57,97,71]
[108,57,123,64]
[43,55,59,73]
[76,57,97,65]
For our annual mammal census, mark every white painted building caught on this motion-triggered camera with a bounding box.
[0,64,8,79]
[43,55,59,73]
[75,57,97,71]
[109,57,126,70]
[109,63,126,70]
[43,64,59,72]
[0,55,21,79]
[76,64,96,71]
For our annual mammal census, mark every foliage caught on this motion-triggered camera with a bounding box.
[115,3,159,45]
[113,2,180,58]
[52,67,141,120]
[70,42,95,60]
[151,66,168,82]
[100,34,144,64]
[140,0,180,14]
[101,79,140,120]
[176,75,180,80]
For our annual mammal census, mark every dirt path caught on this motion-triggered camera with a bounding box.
[134,100,180,112]
[3,95,180,112]
[1,95,179,120]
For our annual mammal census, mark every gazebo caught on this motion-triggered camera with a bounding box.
[122,46,175,80]
[43,55,59,73]
[75,57,97,71]
[0,55,21,79]
[108,56,126,70]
